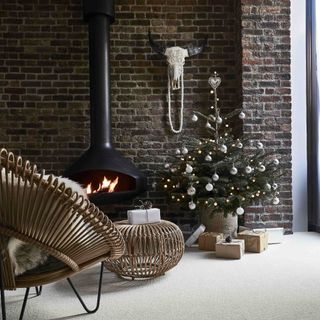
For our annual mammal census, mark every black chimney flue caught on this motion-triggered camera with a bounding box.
[85,0,113,148]
[65,0,147,204]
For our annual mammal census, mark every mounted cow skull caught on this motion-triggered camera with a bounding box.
[148,31,207,133]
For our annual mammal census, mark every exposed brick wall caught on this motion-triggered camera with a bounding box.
[241,0,292,233]
[0,0,89,172]
[0,0,292,232]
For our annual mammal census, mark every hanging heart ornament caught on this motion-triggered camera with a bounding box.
[208,76,221,90]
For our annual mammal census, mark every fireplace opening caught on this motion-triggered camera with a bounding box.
[65,0,147,204]
[71,171,136,195]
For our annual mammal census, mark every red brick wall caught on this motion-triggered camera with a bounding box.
[241,0,292,232]
[0,0,292,232]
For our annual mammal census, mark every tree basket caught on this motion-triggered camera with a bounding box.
[200,210,238,237]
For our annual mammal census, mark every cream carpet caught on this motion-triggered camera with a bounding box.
[5,232,320,320]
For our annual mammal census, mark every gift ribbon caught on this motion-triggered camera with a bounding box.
[134,200,153,210]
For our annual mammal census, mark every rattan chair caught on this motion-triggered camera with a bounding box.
[0,148,125,320]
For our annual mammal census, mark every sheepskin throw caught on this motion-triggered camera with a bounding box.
[4,173,87,275]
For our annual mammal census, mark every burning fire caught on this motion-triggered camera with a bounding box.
[86,176,119,195]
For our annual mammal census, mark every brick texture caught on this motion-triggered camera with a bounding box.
[0,0,292,232]
[241,0,292,233]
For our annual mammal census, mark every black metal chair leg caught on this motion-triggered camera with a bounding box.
[19,288,30,320]
[0,258,6,320]
[35,286,42,296]
[66,262,103,314]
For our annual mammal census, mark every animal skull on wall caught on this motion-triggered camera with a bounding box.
[148,31,207,133]
[164,46,189,90]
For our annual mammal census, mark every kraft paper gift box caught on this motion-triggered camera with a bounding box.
[215,239,245,259]
[198,232,224,251]
[127,208,161,225]
[237,230,268,253]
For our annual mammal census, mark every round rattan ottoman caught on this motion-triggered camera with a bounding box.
[104,220,184,280]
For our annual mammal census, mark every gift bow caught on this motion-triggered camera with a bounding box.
[135,200,153,210]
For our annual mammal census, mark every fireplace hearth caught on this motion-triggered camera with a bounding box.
[65,0,147,204]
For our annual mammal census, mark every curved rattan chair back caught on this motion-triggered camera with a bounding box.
[0,148,124,276]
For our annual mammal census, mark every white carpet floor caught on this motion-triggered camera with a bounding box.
[5,232,320,320]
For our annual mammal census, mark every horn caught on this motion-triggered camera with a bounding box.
[186,35,208,57]
[148,30,166,56]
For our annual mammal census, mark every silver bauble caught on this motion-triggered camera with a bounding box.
[265,183,271,191]
[205,183,213,191]
[272,183,278,190]
[273,159,279,165]
[236,207,245,215]
[257,142,264,149]
[189,201,196,210]
[186,164,193,174]
[175,148,181,155]
[216,116,223,124]
[181,147,188,155]
[239,111,246,119]
[220,144,227,153]
[258,164,266,172]
[212,173,219,181]
[187,186,196,196]
[245,166,252,174]
[272,197,280,205]
[230,166,238,175]
[205,155,212,162]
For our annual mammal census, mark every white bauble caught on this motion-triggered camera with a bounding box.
[175,148,181,155]
[257,142,264,149]
[236,142,243,149]
[273,159,279,165]
[205,183,213,191]
[164,163,170,169]
[239,111,246,119]
[205,122,212,128]
[205,155,212,162]
[187,186,196,196]
[171,168,177,173]
[212,173,219,181]
[191,114,198,122]
[220,144,227,153]
[265,183,271,191]
[189,201,196,210]
[245,166,252,174]
[181,147,188,155]
[216,116,222,124]
[272,183,278,190]
[272,197,280,205]
[186,164,193,173]
[230,166,238,175]
[236,206,245,215]
[258,164,266,172]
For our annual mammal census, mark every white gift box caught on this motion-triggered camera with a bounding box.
[253,227,284,244]
[127,208,161,225]
[185,224,206,247]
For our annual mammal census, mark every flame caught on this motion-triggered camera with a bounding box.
[86,176,119,195]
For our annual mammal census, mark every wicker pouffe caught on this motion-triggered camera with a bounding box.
[104,220,184,280]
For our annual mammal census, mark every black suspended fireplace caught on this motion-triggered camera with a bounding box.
[65,0,147,204]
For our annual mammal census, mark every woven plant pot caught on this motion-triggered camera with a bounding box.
[200,210,238,237]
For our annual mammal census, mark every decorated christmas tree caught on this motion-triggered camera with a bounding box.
[161,72,281,221]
